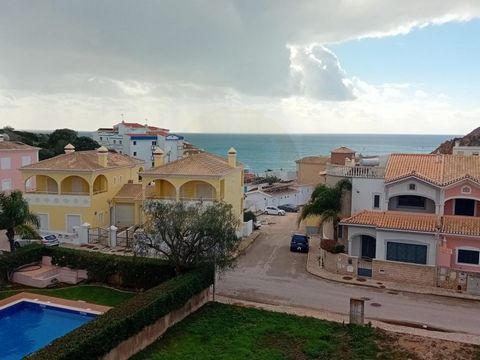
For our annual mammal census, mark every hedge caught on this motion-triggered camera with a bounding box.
[0,244,44,284]
[45,247,176,290]
[26,264,214,360]
[320,239,345,254]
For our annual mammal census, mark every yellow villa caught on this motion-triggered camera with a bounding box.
[112,147,244,227]
[20,145,144,238]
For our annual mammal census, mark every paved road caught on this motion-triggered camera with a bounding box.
[217,213,480,335]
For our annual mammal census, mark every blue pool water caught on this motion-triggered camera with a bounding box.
[0,301,96,360]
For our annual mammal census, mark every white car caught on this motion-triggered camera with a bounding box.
[264,206,286,216]
[14,234,60,249]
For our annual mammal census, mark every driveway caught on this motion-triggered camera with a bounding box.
[217,212,480,335]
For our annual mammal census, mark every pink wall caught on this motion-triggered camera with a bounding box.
[0,149,39,192]
[445,182,480,200]
[444,199,454,215]
[440,236,480,273]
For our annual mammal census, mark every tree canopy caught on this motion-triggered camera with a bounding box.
[0,191,39,252]
[298,179,351,241]
[134,201,241,274]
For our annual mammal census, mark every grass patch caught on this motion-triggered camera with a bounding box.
[0,285,135,306]
[132,302,382,360]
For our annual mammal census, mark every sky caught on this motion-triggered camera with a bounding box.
[0,1,480,134]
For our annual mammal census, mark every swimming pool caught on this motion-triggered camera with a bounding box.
[0,300,97,360]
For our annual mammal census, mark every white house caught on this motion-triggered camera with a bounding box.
[93,121,184,168]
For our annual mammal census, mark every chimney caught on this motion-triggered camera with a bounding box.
[153,147,165,167]
[228,147,237,167]
[454,140,460,148]
[64,143,75,154]
[97,146,108,167]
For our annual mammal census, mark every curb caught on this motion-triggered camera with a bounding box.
[234,231,262,258]
[306,247,480,302]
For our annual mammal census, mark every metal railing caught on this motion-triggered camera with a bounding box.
[326,164,385,179]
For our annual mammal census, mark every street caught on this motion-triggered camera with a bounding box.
[217,213,480,335]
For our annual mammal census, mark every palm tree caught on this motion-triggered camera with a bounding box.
[298,179,351,241]
[0,191,39,251]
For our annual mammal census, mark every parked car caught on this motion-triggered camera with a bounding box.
[290,234,309,253]
[253,220,262,230]
[263,206,286,216]
[14,234,60,249]
[278,204,299,213]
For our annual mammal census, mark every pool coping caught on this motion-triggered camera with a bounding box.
[0,292,111,315]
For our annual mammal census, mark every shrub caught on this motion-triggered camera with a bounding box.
[45,247,176,289]
[26,265,214,360]
[0,244,44,284]
[243,210,257,223]
[320,239,345,254]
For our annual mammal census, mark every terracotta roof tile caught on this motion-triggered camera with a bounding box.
[442,215,480,236]
[0,141,40,151]
[385,154,480,185]
[331,147,355,154]
[113,184,155,201]
[21,150,143,171]
[295,156,329,164]
[341,210,438,233]
[142,152,242,177]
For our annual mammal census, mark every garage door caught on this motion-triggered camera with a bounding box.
[115,204,135,227]
[386,242,427,264]
[66,215,81,233]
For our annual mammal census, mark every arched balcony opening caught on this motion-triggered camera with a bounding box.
[138,167,144,182]
[444,198,480,217]
[93,175,108,195]
[151,179,176,200]
[60,176,90,195]
[179,181,216,202]
[388,195,436,214]
[25,175,58,194]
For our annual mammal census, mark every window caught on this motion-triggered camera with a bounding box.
[133,141,137,145]
[152,141,157,145]
[0,157,11,169]
[21,156,31,166]
[100,136,103,141]
[133,151,137,156]
[113,139,116,144]
[151,161,155,167]
[409,183,416,191]
[337,225,343,239]
[455,199,475,216]
[457,249,480,265]
[387,242,427,264]
[373,194,380,209]
[462,186,472,194]
[398,195,425,208]
[1,179,12,191]
[473,152,479,156]
[119,140,122,144]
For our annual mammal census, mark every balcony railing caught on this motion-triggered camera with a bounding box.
[146,195,217,203]
[24,193,91,208]
[326,164,385,179]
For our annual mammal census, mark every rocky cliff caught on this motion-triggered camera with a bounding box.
[432,127,480,154]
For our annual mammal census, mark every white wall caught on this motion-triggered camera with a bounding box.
[385,178,441,214]
[347,226,377,257]
[351,178,385,214]
[245,191,272,212]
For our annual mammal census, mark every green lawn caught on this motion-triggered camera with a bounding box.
[132,302,410,360]
[0,285,136,306]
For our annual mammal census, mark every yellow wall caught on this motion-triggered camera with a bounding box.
[21,164,142,232]
[297,158,328,185]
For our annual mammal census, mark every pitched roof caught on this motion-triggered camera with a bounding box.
[441,215,480,237]
[331,147,355,154]
[295,156,329,164]
[385,154,480,186]
[21,150,143,171]
[0,141,40,151]
[113,183,155,201]
[142,152,242,177]
[341,210,439,233]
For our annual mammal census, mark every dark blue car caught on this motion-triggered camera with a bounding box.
[290,234,309,253]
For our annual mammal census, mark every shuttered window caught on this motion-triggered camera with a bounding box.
[386,242,427,265]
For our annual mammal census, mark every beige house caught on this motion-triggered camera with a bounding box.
[295,155,329,185]
[113,147,244,226]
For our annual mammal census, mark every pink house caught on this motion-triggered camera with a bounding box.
[0,138,40,192]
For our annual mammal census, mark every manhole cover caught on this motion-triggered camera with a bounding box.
[342,276,353,280]
[356,278,367,282]
[360,297,371,301]
[376,282,383,285]
[379,285,386,289]
[387,291,399,295]
[370,302,382,307]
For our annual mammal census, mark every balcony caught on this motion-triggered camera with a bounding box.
[326,164,385,179]
[24,192,91,208]
[146,195,216,205]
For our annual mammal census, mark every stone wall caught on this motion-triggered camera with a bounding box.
[372,259,436,286]
[102,288,210,360]
[437,267,473,291]
[321,249,358,276]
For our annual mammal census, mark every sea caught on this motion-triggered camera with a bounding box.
[78,131,455,174]
[177,133,456,174]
